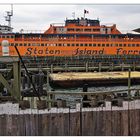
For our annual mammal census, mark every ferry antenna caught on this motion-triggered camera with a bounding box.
[5,4,13,28]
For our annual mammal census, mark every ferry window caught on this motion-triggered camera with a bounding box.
[128,44,131,47]
[89,44,92,46]
[119,44,122,47]
[85,44,88,46]
[72,44,74,46]
[93,29,100,32]
[41,43,44,46]
[106,44,109,47]
[63,44,67,46]
[80,44,83,46]
[6,36,9,38]
[67,44,70,46]
[19,43,22,46]
[45,43,48,46]
[84,29,91,32]
[76,44,79,46]
[58,44,62,46]
[123,44,126,47]
[24,43,27,46]
[28,43,31,46]
[67,28,74,31]
[102,44,105,47]
[11,36,14,38]
[98,44,101,47]
[115,44,118,47]
[11,43,14,46]
[0,43,1,46]
[15,43,18,46]
[2,35,5,38]
[93,44,96,46]
[76,29,81,31]
[132,44,135,47]
[136,44,139,47]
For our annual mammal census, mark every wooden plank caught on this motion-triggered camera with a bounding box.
[19,114,26,136]
[111,110,122,136]
[5,115,13,136]
[63,112,70,136]
[111,110,118,136]
[99,108,104,136]
[134,109,140,136]
[40,114,48,136]
[92,110,97,136]
[105,111,112,136]
[116,111,121,136]
[24,114,31,136]
[121,110,129,136]
[57,112,64,136]
[50,113,59,136]
[11,115,20,136]
[0,115,6,136]
[37,114,43,136]
[35,114,39,136]
[129,109,137,136]
[102,110,106,136]
[0,115,1,135]
[88,111,95,136]
[69,112,80,136]
[30,114,36,136]
[95,108,104,136]
[82,111,93,136]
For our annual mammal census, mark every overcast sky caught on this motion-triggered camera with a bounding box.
[0,4,140,33]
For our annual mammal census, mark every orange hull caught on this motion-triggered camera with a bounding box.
[1,46,140,56]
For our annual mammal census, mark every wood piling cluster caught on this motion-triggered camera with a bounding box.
[0,100,140,136]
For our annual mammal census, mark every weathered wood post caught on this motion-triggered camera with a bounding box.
[46,70,51,109]
[133,62,136,71]
[13,60,21,100]
[85,62,88,72]
[50,64,53,73]
[128,68,131,99]
[38,70,44,95]
[111,63,114,71]
[65,63,68,72]
[99,62,102,72]
[121,63,124,71]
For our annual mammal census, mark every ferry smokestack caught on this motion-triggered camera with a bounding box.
[2,40,9,56]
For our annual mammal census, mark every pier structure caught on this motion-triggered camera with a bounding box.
[0,56,21,100]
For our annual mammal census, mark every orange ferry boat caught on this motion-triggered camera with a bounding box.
[0,13,140,59]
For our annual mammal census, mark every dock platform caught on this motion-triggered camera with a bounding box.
[50,71,140,87]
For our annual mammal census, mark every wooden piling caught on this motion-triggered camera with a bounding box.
[99,62,102,72]
[128,69,131,99]
[85,62,88,72]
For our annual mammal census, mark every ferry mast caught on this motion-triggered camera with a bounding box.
[4,4,13,31]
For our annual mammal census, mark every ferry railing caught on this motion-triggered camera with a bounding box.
[14,38,140,42]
